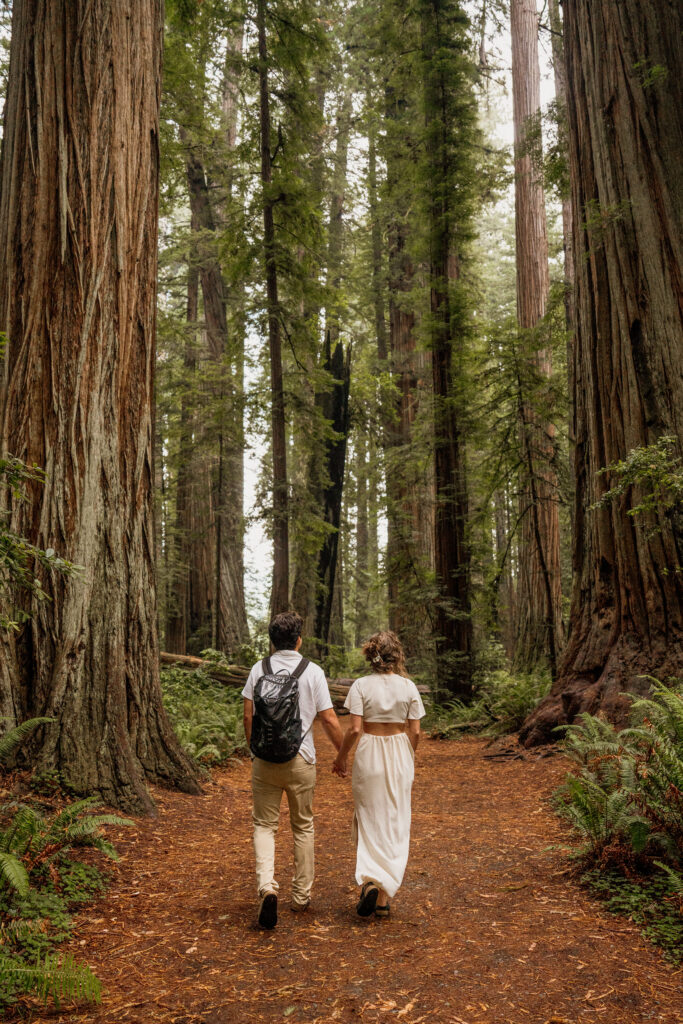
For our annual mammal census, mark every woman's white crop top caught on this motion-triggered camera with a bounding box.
[344,673,426,723]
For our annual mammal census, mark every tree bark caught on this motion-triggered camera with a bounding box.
[384,81,435,665]
[367,105,388,365]
[187,451,216,652]
[510,0,564,675]
[257,0,289,617]
[354,437,370,647]
[0,0,198,811]
[313,335,352,656]
[521,0,683,744]
[182,136,247,654]
[420,0,473,698]
[165,261,199,654]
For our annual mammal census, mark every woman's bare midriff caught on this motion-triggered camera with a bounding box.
[362,722,405,736]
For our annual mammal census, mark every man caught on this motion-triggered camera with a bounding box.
[242,611,343,929]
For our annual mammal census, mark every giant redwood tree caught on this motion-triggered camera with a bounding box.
[510,0,564,676]
[0,0,198,810]
[521,0,683,744]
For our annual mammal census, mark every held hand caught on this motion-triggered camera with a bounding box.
[332,758,348,778]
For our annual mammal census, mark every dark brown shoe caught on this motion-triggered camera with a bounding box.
[356,881,379,917]
[258,892,278,929]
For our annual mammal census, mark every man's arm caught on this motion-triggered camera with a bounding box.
[317,707,343,752]
[243,698,253,746]
[332,714,362,777]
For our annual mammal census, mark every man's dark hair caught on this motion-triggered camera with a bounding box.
[269,611,303,651]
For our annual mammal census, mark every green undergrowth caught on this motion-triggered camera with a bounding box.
[161,666,247,764]
[0,719,135,1010]
[0,719,134,1010]
[553,679,683,962]
[425,661,551,739]
[580,868,683,963]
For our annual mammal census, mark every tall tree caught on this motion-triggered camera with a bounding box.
[0,0,198,811]
[313,335,352,653]
[510,0,564,675]
[165,253,200,654]
[521,0,683,744]
[383,56,435,666]
[419,0,477,697]
[257,0,289,617]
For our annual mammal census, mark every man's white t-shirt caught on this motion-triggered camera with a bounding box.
[241,649,333,764]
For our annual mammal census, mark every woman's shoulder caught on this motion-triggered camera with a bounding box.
[352,674,374,686]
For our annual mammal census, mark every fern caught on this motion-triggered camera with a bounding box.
[0,718,54,766]
[556,677,683,870]
[0,852,29,896]
[0,951,101,1005]
[0,805,42,856]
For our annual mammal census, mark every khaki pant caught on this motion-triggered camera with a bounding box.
[251,754,316,904]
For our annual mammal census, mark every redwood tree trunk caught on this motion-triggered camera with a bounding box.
[521,0,683,744]
[384,82,435,665]
[165,261,199,654]
[421,0,473,698]
[510,0,564,675]
[258,0,289,617]
[182,137,247,654]
[354,437,370,647]
[0,0,198,811]
[313,335,352,656]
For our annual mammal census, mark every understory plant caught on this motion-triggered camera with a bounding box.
[161,665,247,763]
[426,658,551,738]
[0,720,133,1010]
[553,679,683,960]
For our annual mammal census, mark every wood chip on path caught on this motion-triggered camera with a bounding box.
[15,726,682,1024]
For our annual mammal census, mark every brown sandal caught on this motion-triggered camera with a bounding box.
[374,904,390,918]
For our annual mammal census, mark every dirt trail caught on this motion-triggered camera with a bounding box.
[27,728,682,1024]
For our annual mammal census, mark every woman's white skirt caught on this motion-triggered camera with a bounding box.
[351,732,415,899]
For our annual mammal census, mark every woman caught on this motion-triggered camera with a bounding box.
[332,631,425,918]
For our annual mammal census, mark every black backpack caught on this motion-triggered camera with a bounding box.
[250,655,310,763]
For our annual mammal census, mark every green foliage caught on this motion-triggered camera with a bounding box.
[0,853,29,898]
[0,952,101,1008]
[590,436,683,542]
[426,654,551,738]
[0,717,54,766]
[29,768,78,799]
[161,666,247,763]
[519,99,570,201]
[0,451,82,631]
[554,679,683,871]
[581,868,683,964]
[632,59,669,90]
[0,796,131,1010]
[551,681,683,961]
[0,796,133,872]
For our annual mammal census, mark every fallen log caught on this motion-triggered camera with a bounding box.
[160,651,249,687]
[159,652,430,710]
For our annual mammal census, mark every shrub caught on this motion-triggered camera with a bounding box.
[554,679,683,870]
[425,667,551,738]
[161,666,247,763]
[553,679,683,961]
[0,790,133,1010]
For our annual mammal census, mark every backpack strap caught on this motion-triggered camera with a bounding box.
[262,656,272,676]
[291,656,310,680]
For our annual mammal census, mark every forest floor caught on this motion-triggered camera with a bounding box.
[21,726,682,1024]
